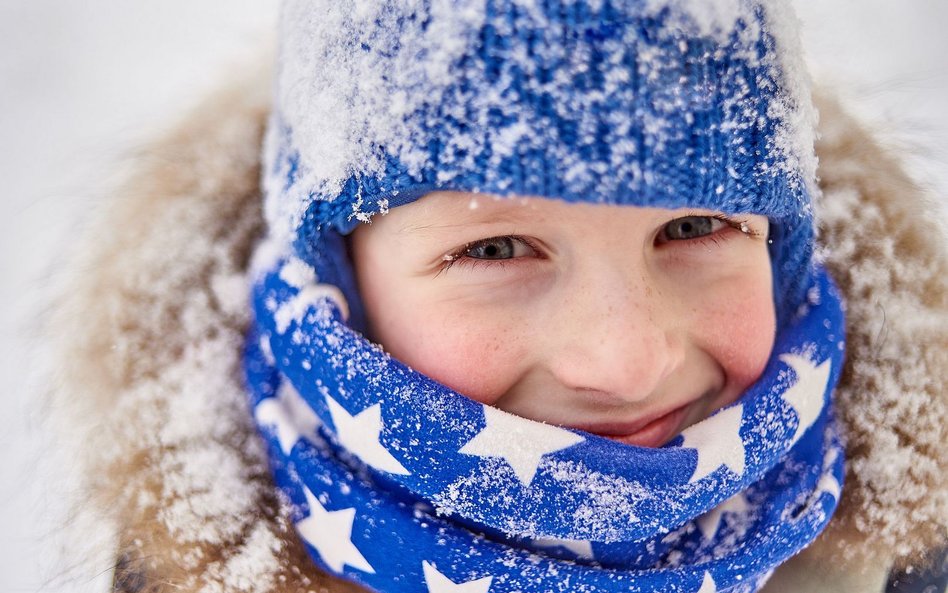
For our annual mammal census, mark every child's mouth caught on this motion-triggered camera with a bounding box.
[573,403,692,448]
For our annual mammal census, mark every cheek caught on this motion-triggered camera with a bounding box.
[365,298,526,406]
[353,235,529,406]
[699,279,776,393]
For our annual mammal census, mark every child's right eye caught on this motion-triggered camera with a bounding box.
[463,236,535,259]
[440,236,540,272]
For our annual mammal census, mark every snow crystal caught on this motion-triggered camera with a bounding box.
[269,0,487,242]
[197,523,284,593]
[273,283,350,333]
[278,256,317,289]
[46,71,292,592]
[644,0,751,43]
[807,94,948,564]
[758,0,820,199]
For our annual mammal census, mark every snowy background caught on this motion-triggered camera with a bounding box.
[1,1,945,591]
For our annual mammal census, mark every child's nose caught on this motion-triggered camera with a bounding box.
[546,274,684,404]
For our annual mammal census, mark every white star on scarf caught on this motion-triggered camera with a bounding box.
[458,405,585,486]
[258,332,276,365]
[325,395,410,475]
[422,561,493,593]
[680,404,746,484]
[273,283,350,333]
[533,536,595,560]
[696,492,751,541]
[778,354,832,446]
[296,485,374,574]
[696,571,717,593]
[815,445,842,501]
[254,382,321,455]
[273,257,350,333]
[815,471,841,502]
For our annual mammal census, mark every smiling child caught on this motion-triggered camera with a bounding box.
[245,1,847,592]
[351,193,776,448]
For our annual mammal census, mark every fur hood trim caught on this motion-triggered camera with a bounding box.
[49,69,946,593]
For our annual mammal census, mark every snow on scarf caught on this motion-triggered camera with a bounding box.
[244,252,844,593]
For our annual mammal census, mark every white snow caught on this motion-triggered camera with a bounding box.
[274,283,350,333]
[644,0,750,42]
[277,256,317,289]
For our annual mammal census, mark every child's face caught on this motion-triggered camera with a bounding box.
[351,192,775,447]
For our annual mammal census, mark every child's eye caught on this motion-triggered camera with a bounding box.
[660,216,727,241]
[459,236,537,260]
[438,236,541,274]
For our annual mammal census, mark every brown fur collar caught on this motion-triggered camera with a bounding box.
[49,70,946,593]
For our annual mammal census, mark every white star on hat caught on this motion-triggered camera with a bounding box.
[778,354,832,446]
[254,382,321,455]
[422,561,493,593]
[680,404,746,484]
[458,405,584,486]
[296,485,374,574]
[325,395,410,475]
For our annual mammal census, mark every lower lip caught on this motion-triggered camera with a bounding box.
[603,405,691,448]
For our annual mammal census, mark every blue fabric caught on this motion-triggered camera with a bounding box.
[270,0,816,324]
[245,257,845,593]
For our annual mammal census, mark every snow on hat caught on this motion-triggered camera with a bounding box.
[263,0,819,323]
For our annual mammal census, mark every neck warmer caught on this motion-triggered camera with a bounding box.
[245,250,845,593]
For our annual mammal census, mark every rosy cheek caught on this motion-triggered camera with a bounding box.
[705,285,776,396]
[376,306,521,406]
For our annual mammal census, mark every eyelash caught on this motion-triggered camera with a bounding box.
[437,214,759,275]
[660,214,761,245]
[437,236,542,275]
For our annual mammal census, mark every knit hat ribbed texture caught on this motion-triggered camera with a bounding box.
[265,0,818,323]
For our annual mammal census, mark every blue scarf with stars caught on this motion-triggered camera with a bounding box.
[244,249,846,593]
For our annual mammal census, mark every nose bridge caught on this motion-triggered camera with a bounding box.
[550,264,681,401]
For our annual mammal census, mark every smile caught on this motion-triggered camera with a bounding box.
[572,402,692,448]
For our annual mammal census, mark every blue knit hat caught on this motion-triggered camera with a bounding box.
[264,0,818,324]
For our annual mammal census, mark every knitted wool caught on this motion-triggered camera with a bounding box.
[264,0,817,323]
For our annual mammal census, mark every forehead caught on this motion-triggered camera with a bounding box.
[393,192,550,234]
[384,190,743,237]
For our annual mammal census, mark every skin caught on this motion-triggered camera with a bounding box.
[350,191,776,447]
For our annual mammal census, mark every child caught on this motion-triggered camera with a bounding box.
[244,1,847,591]
[53,1,946,593]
